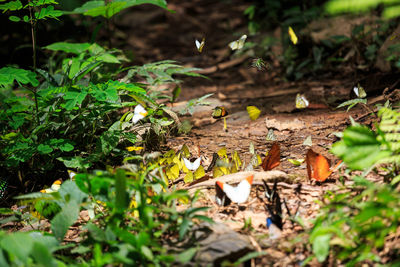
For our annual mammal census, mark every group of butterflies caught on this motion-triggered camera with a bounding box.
[195,26,298,53]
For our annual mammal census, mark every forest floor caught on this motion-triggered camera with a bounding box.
[4,0,399,266]
[112,0,395,265]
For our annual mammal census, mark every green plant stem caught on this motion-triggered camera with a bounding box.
[28,1,40,126]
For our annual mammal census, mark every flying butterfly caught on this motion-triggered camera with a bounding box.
[288,26,298,45]
[353,84,367,98]
[306,149,342,182]
[295,93,309,109]
[262,142,281,171]
[132,104,148,124]
[228,34,247,50]
[195,38,205,53]
[247,106,261,121]
[212,106,228,119]
[216,175,253,204]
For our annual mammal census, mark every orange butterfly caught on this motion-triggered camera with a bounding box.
[306,149,342,182]
[262,142,281,171]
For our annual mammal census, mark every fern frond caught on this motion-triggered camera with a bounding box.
[379,107,400,153]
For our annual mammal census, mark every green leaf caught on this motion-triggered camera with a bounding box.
[176,247,197,263]
[331,125,392,170]
[0,232,33,263]
[336,98,367,111]
[0,0,23,12]
[69,0,167,18]
[0,67,38,87]
[30,242,58,267]
[51,200,80,241]
[63,90,88,110]
[37,144,53,154]
[115,169,128,212]
[9,15,20,22]
[35,5,62,20]
[44,42,91,54]
[312,233,331,262]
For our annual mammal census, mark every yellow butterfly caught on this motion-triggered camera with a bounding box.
[229,34,247,50]
[288,26,298,45]
[247,106,261,120]
[126,146,144,152]
[195,38,205,53]
[295,93,309,109]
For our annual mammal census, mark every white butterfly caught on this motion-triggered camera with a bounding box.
[228,34,247,50]
[353,85,366,98]
[216,175,253,204]
[183,157,201,171]
[132,104,148,124]
[195,38,205,53]
[68,170,76,180]
[40,180,62,193]
[295,93,309,109]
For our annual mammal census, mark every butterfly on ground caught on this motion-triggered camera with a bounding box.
[40,180,62,193]
[264,183,283,239]
[228,34,247,50]
[262,142,281,171]
[195,38,205,53]
[216,175,253,204]
[306,149,342,182]
[183,157,201,171]
[247,106,261,121]
[212,106,228,119]
[132,104,148,124]
[288,26,298,45]
[295,93,309,109]
[353,84,367,98]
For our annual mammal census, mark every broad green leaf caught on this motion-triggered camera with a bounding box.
[31,242,58,267]
[0,67,38,87]
[35,5,62,20]
[51,200,80,241]
[115,169,128,212]
[331,125,391,170]
[63,90,88,110]
[44,42,91,54]
[312,233,332,262]
[176,247,197,263]
[0,232,33,263]
[37,144,53,154]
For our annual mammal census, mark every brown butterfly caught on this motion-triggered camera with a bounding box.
[306,149,342,182]
[262,142,281,171]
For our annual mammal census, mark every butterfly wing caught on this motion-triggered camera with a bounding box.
[296,94,309,109]
[247,106,261,120]
[195,38,205,52]
[288,26,298,45]
[315,155,332,182]
[216,175,252,204]
[262,142,281,171]
[306,149,332,182]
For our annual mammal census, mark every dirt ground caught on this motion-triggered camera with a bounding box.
[4,0,398,265]
[112,0,395,265]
